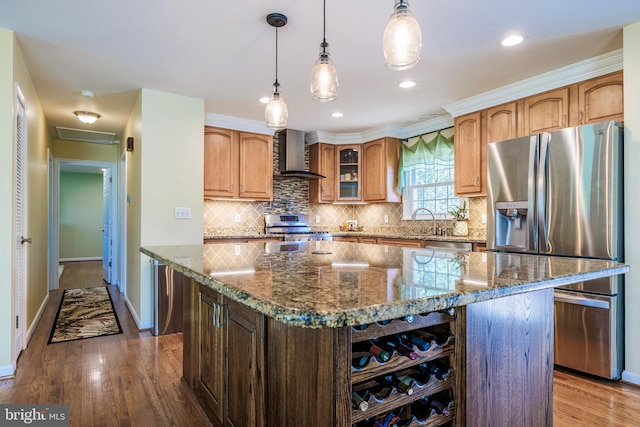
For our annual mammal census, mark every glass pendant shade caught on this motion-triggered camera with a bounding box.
[265,90,288,129]
[310,44,338,102]
[383,1,422,71]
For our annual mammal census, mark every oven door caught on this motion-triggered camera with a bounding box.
[553,289,621,379]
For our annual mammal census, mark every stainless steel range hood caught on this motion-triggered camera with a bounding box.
[276,129,326,179]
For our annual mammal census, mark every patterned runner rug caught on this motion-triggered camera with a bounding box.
[48,287,122,344]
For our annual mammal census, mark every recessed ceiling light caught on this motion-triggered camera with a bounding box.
[398,80,417,89]
[258,96,270,104]
[499,34,525,47]
[330,112,343,118]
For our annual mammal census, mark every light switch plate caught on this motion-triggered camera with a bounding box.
[315,215,320,223]
[235,214,241,223]
[384,215,389,223]
[481,213,487,224]
[174,207,191,219]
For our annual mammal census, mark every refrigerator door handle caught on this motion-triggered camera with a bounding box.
[537,133,550,253]
[528,136,538,252]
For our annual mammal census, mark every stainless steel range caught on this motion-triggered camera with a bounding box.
[264,213,332,241]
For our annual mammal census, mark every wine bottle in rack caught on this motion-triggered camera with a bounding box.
[352,390,369,411]
[414,329,449,346]
[379,336,417,360]
[380,373,414,395]
[416,360,450,381]
[427,395,451,416]
[399,332,431,351]
[352,341,391,368]
[353,323,369,331]
[373,412,402,427]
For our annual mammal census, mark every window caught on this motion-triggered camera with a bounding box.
[398,129,466,220]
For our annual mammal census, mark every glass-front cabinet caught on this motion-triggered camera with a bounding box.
[336,145,361,201]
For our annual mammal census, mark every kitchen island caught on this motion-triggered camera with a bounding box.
[141,241,628,427]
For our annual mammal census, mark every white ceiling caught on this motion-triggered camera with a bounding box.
[1,0,639,142]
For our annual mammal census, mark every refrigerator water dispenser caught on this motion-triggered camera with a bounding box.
[494,201,531,251]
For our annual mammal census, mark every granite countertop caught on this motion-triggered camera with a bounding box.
[141,241,628,329]
[203,231,487,244]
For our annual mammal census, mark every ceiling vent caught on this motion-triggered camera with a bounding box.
[55,126,116,145]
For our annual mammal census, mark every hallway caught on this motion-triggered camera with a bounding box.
[0,262,212,426]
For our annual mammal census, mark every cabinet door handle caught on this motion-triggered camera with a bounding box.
[563,114,567,128]
[579,111,583,125]
[475,176,480,187]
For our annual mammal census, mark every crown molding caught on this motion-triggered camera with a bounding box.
[206,50,621,141]
[443,49,623,117]
[205,112,275,135]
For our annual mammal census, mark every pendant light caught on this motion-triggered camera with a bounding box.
[265,13,288,129]
[310,0,338,102]
[383,0,422,71]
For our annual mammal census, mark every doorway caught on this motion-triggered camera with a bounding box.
[50,159,118,291]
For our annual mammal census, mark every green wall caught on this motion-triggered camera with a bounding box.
[59,172,103,259]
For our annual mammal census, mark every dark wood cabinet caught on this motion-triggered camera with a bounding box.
[225,299,265,427]
[185,283,265,427]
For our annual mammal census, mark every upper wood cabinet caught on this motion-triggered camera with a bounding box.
[336,145,362,201]
[238,132,273,200]
[362,137,401,203]
[454,111,485,196]
[521,87,569,135]
[204,126,273,201]
[485,102,518,143]
[309,143,336,203]
[204,127,237,199]
[572,71,624,126]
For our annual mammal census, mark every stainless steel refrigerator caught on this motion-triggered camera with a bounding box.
[487,120,624,379]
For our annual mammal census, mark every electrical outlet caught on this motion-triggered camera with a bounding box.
[384,215,389,223]
[235,245,241,256]
[481,213,487,224]
[174,207,191,219]
[235,213,241,223]
[315,215,320,223]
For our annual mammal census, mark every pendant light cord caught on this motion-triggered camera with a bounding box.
[275,25,279,89]
[323,0,326,44]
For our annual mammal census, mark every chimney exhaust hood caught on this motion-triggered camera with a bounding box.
[276,129,326,179]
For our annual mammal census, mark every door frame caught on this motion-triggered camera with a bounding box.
[50,158,117,290]
[118,151,127,295]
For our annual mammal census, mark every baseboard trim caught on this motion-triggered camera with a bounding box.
[621,369,640,385]
[123,295,152,331]
[60,257,102,262]
[0,362,16,379]
[26,293,50,346]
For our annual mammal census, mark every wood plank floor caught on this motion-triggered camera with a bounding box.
[1,262,639,426]
[0,262,212,427]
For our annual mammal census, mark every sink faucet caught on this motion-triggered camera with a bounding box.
[411,207,437,234]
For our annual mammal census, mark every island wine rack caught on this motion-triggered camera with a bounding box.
[349,310,460,427]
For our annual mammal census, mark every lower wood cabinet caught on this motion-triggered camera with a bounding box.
[185,282,265,427]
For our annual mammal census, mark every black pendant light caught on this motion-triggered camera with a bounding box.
[265,13,288,129]
[310,0,338,101]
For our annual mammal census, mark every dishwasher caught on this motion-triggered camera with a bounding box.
[152,260,184,336]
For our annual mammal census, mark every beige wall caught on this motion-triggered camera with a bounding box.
[52,138,119,163]
[0,30,50,374]
[125,89,204,328]
[623,22,640,383]
[0,29,15,374]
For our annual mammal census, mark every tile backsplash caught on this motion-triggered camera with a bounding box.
[203,131,487,239]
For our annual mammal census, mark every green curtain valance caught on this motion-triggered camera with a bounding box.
[397,131,454,193]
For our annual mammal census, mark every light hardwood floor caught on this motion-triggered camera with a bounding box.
[1,262,639,426]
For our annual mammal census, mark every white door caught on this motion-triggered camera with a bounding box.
[14,87,27,360]
[102,168,112,283]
